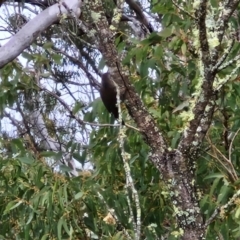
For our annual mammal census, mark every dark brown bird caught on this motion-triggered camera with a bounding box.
[100,72,124,124]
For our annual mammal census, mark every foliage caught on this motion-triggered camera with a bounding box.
[1,0,240,239]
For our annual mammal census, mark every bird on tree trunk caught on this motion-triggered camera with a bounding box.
[100,72,124,125]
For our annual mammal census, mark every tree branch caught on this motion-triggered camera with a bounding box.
[0,0,82,68]
[0,0,51,8]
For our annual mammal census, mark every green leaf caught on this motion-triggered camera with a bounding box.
[3,200,23,214]
[18,156,34,164]
[43,42,53,49]
[11,138,25,151]
[26,211,34,225]
[57,217,64,240]
[40,151,58,157]
[22,52,33,60]
[159,27,173,38]
[217,185,233,204]
[204,173,225,180]
[74,191,84,200]
[52,54,62,64]
[235,207,240,219]
[181,43,187,55]
[40,234,49,240]
[62,219,70,236]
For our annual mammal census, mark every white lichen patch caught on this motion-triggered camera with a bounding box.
[179,111,194,122]
[193,0,200,9]
[205,16,216,29]
[171,228,184,238]
[196,126,202,132]
[205,104,212,112]
[90,12,101,22]
[208,36,220,49]
[192,141,198,146]
[192,28,200,50]
[173,205,180,215]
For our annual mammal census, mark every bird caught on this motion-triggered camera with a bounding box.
[100,72,124,125]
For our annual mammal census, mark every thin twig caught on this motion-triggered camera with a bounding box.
[206,135,238,182]
[39,86,122,128]
[114,79,141,240]
[172,0,196,19]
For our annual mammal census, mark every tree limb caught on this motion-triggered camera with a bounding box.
[0,0,82,68]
